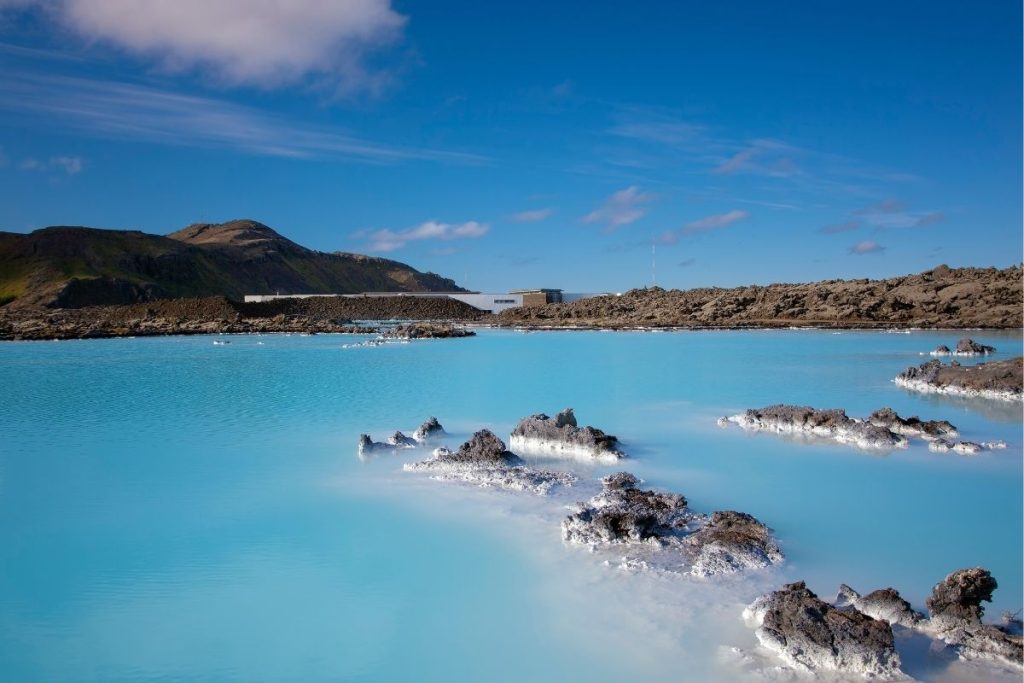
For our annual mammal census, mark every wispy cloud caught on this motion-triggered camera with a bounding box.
[609,120,705,147]
[849,240,885,255]
[19,155,84,174]
[0,70,486,164]
[510,208,553,223]
[582,186,655,233]
[819,220,860,235]
[681,209,749,235]
[6,0,407,94]
[851,199,944,229]
[354,220,489,252]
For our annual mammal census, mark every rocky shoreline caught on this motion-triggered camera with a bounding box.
[2,264,1021,340]
[0,296,483,341]
[497,265,1022,330]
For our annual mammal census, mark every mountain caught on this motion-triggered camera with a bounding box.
[0,219,464,308]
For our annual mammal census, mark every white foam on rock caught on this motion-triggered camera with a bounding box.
[894,377,1023,403]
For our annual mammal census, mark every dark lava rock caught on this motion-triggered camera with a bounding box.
[896,357,1023,400]
[562,472,688,545]
[955,338,996,355]
[436,429,517,464]
[684,510,784,576]
[836,584,923,628]
[413,417,446,442]
[510,407,625,459]
[745,581,902,676]
[723,404,908,449]
[382,322,475,339]
[387,431,417,447]
[926,567,1023,667]
[868,407,958,440]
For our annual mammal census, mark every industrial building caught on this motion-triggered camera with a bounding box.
[243,288,598,313]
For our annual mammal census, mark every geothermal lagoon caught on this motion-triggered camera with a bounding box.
[0,329,1021,682]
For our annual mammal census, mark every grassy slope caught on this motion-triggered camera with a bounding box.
[0,222,463,308]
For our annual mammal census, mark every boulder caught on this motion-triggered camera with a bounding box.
[925,567,1023,667]
[835,584,923,628]
[387,431,417,448]
[509,408,626,460]
[685,510,784,577]
[744,581,902,677]
[413,416,447,442]
[954,338,996,356]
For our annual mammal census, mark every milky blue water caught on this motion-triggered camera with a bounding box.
[1,329,1021,682]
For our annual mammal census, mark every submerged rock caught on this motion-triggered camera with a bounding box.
[509,408,626,461]
[925,567,1023,667]
[954,338,996,356]
[867,407,958,441]
[744,581,902,677]
[721,404,909,450]
[562,473,782,576]
[404,429,576,495]
[895,357,1023,402]
[413,416,446,442]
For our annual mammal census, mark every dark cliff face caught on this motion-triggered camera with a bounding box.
[0,219,465,309]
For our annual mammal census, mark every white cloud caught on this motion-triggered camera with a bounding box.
[14,0,406,93]
[510,208,552,223]
[0,70,485,165]
[18,154,84,174]
[849,240,885,255]
[357,220,489,252]
[582,186,655,233]
[681,209,748,235]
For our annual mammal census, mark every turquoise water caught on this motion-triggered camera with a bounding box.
[0,329,1021,682]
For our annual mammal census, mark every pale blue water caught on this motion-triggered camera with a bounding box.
[0,329,1021,682]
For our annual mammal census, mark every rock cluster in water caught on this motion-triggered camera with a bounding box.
[358,418,449,458]
[382,322,475,339]
[930,338,996,356]
[403,429,577,494]
[744,581,903,677]
[895,357,1023,402]
[747,567,1023,676]
[719,404,909,450]
[562,473,783,576]
[509,408,626,461]
[720,404,1006,454]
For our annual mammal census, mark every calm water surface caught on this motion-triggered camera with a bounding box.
[1,329,1021,682]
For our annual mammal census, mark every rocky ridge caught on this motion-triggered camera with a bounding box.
[496,265,1022,329]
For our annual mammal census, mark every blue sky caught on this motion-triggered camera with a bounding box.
[0,0,1020,292]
